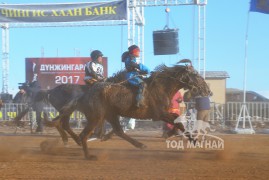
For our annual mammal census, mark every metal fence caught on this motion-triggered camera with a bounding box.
[183,102,269,122]
[0,103,86,129]
[225,102,269,121]
[1,102,268,126]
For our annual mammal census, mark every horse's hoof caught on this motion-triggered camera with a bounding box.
[73,137,82,146]
[101,135,112,141]
[140,144,147,149]
[75,140,82,146]
[188,138,197,146]
[85,155,98,161]
[63,142,68,147]
[40,140,50,153]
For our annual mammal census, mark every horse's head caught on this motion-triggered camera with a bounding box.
[175,62,212,97]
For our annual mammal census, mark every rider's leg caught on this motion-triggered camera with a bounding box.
[136,82,146,107]
[128,76,146,108]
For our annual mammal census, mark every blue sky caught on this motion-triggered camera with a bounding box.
[1,0,269,98]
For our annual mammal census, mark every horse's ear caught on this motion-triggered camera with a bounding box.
[186,65,195,71]
[177,59,192,66]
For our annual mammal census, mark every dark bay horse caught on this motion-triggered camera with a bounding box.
[48,62,212,159]
[34,84,90,142]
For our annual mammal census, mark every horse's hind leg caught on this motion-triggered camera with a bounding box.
[61,116,81,146]
[43,113,69,145]
[108,116,147,149]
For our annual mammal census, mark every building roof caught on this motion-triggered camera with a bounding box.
[226,88,241,93]
[226,88,269,102]
[202,71,230,79]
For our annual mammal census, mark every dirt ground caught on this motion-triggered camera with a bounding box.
[0,126,269,180]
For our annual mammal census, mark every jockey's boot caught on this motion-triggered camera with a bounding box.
[136,83,147,108]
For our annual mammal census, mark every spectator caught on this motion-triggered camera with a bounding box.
[13,85,31,125]
[13,86,30,104]
[162,90,183,138]
[14,79,45,133]
[28,80,44,133]
[184,90,211,122]
[195,96,211,122]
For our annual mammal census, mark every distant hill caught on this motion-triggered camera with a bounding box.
[226,88,269,102]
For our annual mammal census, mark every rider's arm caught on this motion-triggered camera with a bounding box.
[138,63,150,75]
[129,59,140,70]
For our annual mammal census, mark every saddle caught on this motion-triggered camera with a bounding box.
[84,79,98,85]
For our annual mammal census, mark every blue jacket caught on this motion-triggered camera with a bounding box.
[124,55,150,86]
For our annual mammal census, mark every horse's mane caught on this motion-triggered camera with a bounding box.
[148,64,188,81]
[106,69,128,84]
[106,63,190,85]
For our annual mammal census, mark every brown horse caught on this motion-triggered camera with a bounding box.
[47,61,212,159]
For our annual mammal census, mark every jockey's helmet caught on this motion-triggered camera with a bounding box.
[91,50,103,61]
[121,51,129,62]
[128,45,140,57]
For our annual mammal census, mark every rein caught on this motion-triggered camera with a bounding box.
[107,74,144,85]
[166,70,202,95]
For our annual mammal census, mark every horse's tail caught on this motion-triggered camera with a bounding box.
[43,112,58,127]
[44,97,78,127]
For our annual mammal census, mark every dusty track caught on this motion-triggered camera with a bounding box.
[0,130,268,179]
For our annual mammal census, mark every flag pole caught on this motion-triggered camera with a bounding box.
[235,10,254,134]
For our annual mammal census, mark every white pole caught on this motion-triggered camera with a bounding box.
[243,11,250,127]
[235,9,254,134]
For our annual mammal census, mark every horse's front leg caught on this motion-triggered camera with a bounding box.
[159,112,185,133]
[79,116,101,160]
[108,116,147,149]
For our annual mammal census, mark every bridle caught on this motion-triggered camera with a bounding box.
[174,68,209,96]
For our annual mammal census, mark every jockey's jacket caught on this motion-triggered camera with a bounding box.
[124,54,150,86]
[84,61,104,81]
[169,91,183,116]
